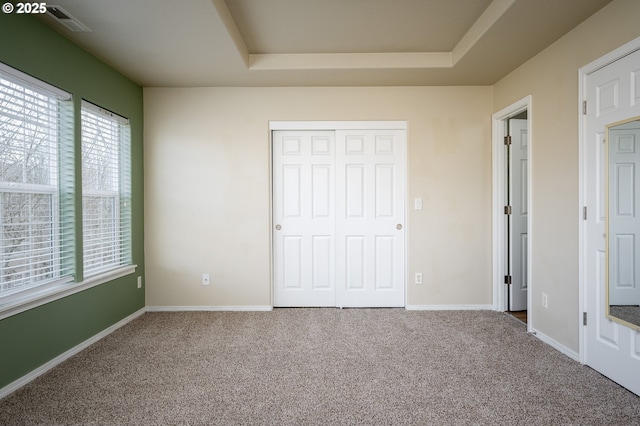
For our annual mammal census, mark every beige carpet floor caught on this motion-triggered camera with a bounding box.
[0,309,639,425]
[609,305,640,327]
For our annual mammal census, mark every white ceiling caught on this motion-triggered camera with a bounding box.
[35,0,613,87]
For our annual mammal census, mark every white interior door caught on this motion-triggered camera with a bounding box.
[584,47,640,396]
[608,125,640,306]
[273,127,405,308]
[273,130,336,307]
[335,130,406,307]
[509,118,528,311]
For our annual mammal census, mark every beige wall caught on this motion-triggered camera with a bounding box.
[144,87,493,308]
[493,0,640,351]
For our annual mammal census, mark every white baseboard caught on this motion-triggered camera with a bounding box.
[405,304,493,311]
[146,305,273,312]
[530,327,580,361]
[0,307,146,400]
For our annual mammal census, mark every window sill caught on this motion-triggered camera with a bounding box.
[0,265,137,321]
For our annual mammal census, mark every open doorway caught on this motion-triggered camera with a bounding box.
[492,97,532,329]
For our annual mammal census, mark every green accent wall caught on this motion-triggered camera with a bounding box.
[0,14,144,389]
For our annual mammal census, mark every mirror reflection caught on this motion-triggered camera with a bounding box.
[607,117,640,330]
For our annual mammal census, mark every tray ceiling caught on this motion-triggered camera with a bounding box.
[33,0,613,87]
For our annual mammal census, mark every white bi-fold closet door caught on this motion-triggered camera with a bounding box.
[273,127,406,308]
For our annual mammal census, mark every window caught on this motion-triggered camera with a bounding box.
[0,64,135,313]
[81,101,131,277]
[0,65,74,299]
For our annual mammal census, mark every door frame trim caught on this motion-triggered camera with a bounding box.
[492,96,532,331]
[578,36,640,365]
[268,121,408,308]
[270,121,408,131]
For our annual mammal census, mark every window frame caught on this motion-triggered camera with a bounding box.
[81,101,132,278]
[0,64,73,300]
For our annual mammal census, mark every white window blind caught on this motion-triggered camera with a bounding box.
[81,101,131,277]
[0,65,74,299]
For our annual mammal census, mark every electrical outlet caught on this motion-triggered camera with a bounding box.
[542,293,548,308]
[415,272,423,285]
[137,276,142,289]
[202,273,210,286]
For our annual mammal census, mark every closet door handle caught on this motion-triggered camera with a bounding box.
[396,224,402,230]
[275,224,282,230]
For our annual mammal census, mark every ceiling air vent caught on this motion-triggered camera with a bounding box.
[46,5,91,32]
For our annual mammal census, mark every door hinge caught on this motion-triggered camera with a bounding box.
[583,206,587,221]
[583,101,587,115]
[504,205,512,215]
[504,135,512,145]
[583,312,587,326]
[504,275,512,285]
